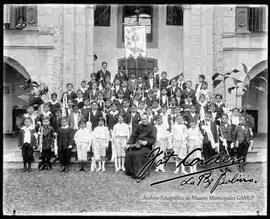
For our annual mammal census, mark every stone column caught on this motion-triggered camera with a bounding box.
[51,5,64,95]
[182,5,194,82]
[213,6,225,97]
[200,6,214,93]
[74,5,87,88]
[85,5,95,79]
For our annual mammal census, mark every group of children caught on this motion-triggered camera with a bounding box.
[18,63,254,173]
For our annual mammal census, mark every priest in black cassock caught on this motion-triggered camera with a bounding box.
[124,114,157,183]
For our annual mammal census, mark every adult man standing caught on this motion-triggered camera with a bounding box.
[125,114,157,183]
[96,61,111,83]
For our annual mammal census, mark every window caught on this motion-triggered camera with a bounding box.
[166,6,183,26]
[122,6,153,42]
[236,6,267,33]
[248,7,267,32]
[4,5,37,30]
[94,5,111,26]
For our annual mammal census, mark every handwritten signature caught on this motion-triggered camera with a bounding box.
[178,169,257,193]
[136,147,256,192]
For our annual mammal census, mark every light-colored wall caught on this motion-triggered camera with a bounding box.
[94,5,183,79]
[220,5,268,133]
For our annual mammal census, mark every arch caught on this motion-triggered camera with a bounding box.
[4,56,31,80]
[243,60,267,84]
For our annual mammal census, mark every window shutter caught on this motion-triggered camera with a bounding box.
[9,6,16,29]
[236,7,250,33]
[25,6,37,29]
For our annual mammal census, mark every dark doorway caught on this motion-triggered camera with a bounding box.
[3,59,31,134]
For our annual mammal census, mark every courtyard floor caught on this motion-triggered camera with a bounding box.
[3,162,267,216]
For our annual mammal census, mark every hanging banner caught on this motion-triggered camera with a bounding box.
[124,25,146,58]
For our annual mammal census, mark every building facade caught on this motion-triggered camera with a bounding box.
[3,4,268,133]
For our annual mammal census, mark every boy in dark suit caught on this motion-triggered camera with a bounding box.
[114,66,128,82]
[81,99,91,121]
[87,73,97,90]
[96,92,105,112]
[61,83,77,103]
[37,103,57,132]
[183,80,196,102]
[78,80,89,100]
[145,71,157,91]
[184,105,199,128]
[121,80,132,100]
[195,74,206,95]
[38,117,55,170]
[106,102,119,131]
[18,117,37,172]
[234,115,254,171]
[49,93,61,116]
[167,78,179,98]
[214,94,226,121]
[174,89,184,107]
[218,113,235,172]
[57,117,74,172]
[112,78,122,98]
[176,73,186,92]
[200,112,219,161]
[125,104,141,128]
[159,71,170,90]
[89,101,103,130]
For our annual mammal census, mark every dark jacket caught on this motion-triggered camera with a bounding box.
[37,112,57,132]
[219,123,235,142]
[106,111,119,131]
[127,123,157,150]
[18,128,37,148]
[234,124,253,144]
[61,91,77,102]
[89,110,103,130]
[200,121,219,144]
[57,127,73,150]
[96,69,111,82]
[125,111,141,125]
[42,125,55,150]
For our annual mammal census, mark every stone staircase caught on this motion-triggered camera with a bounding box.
[3,133,267,169]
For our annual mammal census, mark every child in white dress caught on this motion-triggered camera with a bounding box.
[92,117,110,172]
[154,115,170,172]
[187,120,203,173]
[112,114,130,172]
[74,119,92,172]
[172,115,188,174]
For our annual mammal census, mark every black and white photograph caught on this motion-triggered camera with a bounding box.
[2,3,268,216]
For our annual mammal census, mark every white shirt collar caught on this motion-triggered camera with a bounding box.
[43,111,51,117]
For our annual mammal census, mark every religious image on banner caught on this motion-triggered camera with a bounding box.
[124,25,146,58]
